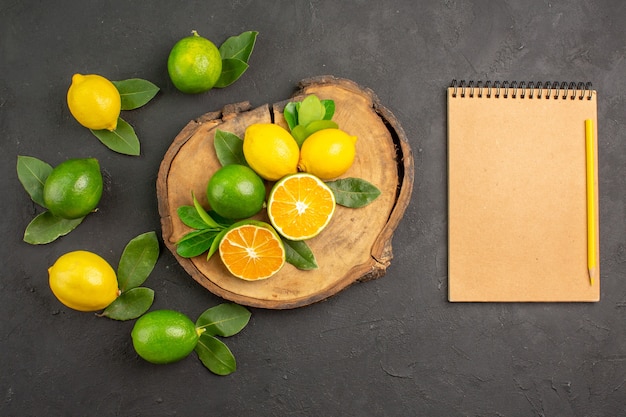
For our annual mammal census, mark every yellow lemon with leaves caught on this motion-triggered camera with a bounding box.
[67,74,121,131]
[298,128,357,180]
[48,251,120,312]
[243,123,300,181]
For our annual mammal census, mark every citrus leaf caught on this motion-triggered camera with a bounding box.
[117,231,159,292]
[23,211,84,244]
[112,78,160,110]
[192,192,221,228]
[283,102,298,131]
[91,117,140,156]
[177,205,213,230]
[195,334,237,376]
[321,99,335,120]
[297,95,326,127]
[218,30,258,62]
[207,228,229,261]
[176,229,219,258]
[326,178,381,208]
[195,303,251,337]
[99,287,154,321]
[305,120,338,136]
[214,129,247,166]
[16,155,53,207]
[214,58,249,88]
[291,125,308,147]
[283,238,318,270]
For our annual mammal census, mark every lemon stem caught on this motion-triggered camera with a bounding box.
[191,30,199,37]
[196,327,206,337]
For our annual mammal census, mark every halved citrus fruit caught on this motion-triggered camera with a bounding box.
[267,173,336,241]
[218,221,286,281]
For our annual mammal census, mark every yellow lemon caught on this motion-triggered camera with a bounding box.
[298,128,357,180]
[67,74,121,131]
[243,123,300,181]
[48,251,120,312]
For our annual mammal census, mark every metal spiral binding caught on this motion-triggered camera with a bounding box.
[450,79,593,100]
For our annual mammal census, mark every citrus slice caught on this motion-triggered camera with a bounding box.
[218,221,286,281]
[267,173,336,241]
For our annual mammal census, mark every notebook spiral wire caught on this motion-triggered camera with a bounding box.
[450,79,593,100]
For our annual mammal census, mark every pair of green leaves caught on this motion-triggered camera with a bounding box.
[194,303,251,375]
[283,94,338,146]
[99,231,159,321]
[215,31,258,88]
[17,155,86,244]
[90,78,160,156]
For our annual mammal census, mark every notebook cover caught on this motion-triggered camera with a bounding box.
[447,83,600,302]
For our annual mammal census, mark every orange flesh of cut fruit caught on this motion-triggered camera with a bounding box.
[219,223,286,281]
[268,173,336,241]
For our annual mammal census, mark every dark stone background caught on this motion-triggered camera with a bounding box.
[2,1,625,416]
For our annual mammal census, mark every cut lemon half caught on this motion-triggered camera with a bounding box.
[219,221,286,281]
[267,173,336,241]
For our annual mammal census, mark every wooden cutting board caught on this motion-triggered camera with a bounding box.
[157,76,414,309]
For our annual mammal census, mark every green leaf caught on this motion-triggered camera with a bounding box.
[117,231,160,292]
[321,99,335,120]
[176,229,219,258]
[112,78,160,110]
[16,155,53,207]
[99,287,154,321]
[177,205,213,230]
[195,303,251,337]
[23,211,84,244]
[91,117,140,156]
[218,30,258,62]
[283,102,298,131]
[297,95,326,127]
[291,125,308,147]
[283,238,318,270]
[214,129,247,166]
[326,177,381,208]
[195,334,237,376]
[305,120,338,135]
[214,58,249,88]
[192,193,221,228]
[207,228,229,261]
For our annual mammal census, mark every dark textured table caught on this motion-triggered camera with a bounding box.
[2,1,625,416]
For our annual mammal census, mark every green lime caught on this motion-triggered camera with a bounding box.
[43,158,103,219]
[167,30,223,94]
[131,310,200,364]
[206,164,266,220]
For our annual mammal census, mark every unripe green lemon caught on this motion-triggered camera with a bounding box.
[167,31,223,94]
[43,158,103,219]
[67,73,121,131]
[206,164,266,219]
[131,310,200,364]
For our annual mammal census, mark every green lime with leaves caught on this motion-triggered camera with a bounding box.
[131,310,201,364]
[43,158,103,219]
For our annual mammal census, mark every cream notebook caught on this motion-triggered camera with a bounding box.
[447,80,600,302]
